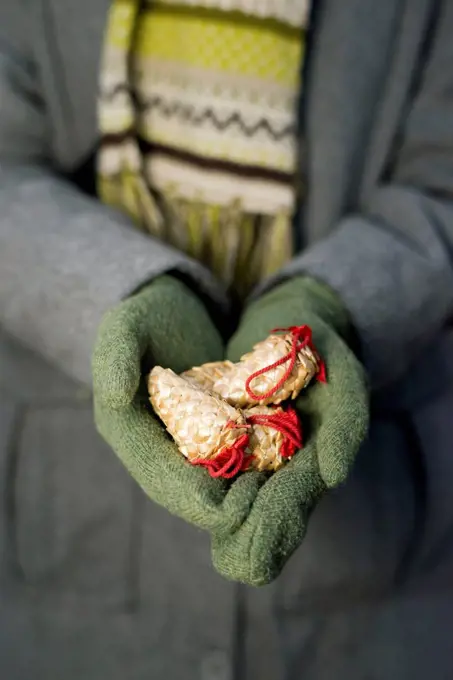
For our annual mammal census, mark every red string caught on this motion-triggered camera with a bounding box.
[245,325,326,402]
[317,360,327,383]
[192,433,250,479]
[191,407,304,477]
[246,406,303,459]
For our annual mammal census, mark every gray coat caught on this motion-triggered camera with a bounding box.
[1,1,453,678]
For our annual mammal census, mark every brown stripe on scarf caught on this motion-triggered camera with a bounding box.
[99,134,293,185]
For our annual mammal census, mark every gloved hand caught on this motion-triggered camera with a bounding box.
[211,276,369,585]
[93,276,262,534]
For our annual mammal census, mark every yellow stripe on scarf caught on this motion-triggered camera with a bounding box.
[98,0,307,297]
[135,6,302,88]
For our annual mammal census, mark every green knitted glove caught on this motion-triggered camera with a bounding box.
[93,276,262,534]
[211,276,369,585]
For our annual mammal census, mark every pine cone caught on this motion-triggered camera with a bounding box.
[148,366,248,464]
[213,329,319,407]
[182,369,286,472]
[182,361,234,393]
[244,405,302,472]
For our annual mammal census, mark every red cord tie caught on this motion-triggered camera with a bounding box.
[245,325,326,402]
[191,326,325,478]
[246,406,303,459]
[192,407,304,478]
[192,426,250,479]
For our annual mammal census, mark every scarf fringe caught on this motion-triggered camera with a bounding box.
[99,174,293,295]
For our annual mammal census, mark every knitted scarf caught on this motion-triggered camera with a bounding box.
[98,0,310,297]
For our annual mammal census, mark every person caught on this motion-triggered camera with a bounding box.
[0,0,453,678]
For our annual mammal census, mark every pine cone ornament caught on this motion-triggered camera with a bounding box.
[181,367,304,474]
[147,327,324,479]
[148,367,249,478]
[244,406,303,472]
[213,326,323,407]
[182,361,234,392]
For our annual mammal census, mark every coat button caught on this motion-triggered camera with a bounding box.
[200,650,231,680]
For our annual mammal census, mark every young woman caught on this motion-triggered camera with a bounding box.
[1,1,452,677]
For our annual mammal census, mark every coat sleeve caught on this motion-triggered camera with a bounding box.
[260,1,453,389]
[0,6,227,386]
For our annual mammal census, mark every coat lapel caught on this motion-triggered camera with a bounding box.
[302,0,403,243]
[360,0,435,200]
[37,0,111,168]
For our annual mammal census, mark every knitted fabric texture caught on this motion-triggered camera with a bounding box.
[97,0,311,296]
[211,276,369,585]
[92,274,368,585]
[93,276,265,534]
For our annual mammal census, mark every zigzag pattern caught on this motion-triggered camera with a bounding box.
[101,85,294,140]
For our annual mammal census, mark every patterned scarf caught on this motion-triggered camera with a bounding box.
[98,0,310,298]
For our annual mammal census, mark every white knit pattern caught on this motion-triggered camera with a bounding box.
[153,0,310,27]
